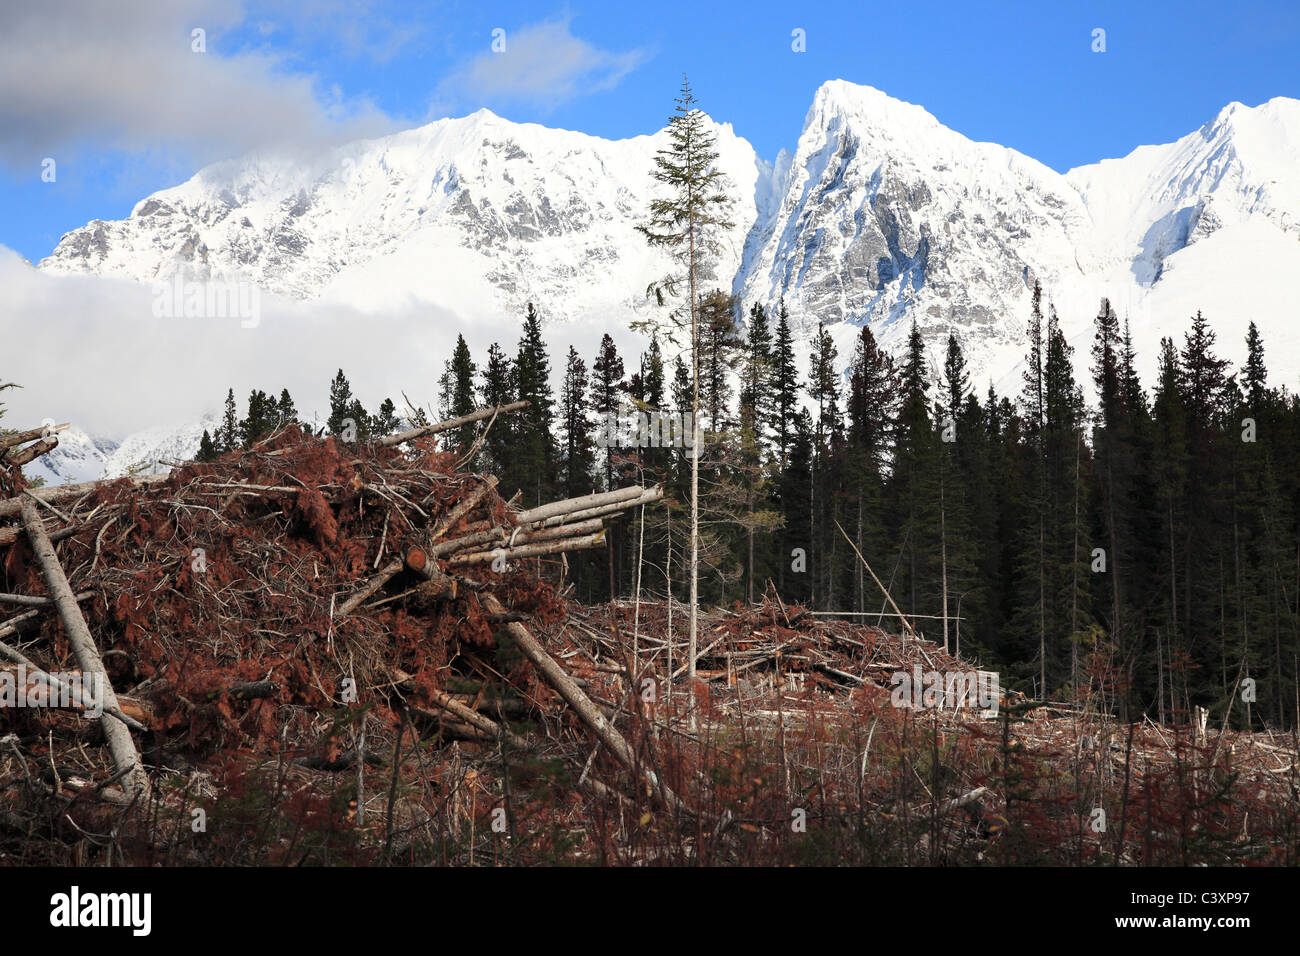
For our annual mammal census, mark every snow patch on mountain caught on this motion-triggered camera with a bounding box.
[24,417,215,485]
[32,82,1300,416]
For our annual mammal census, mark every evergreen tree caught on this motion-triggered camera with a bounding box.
[218,388,239,452]
[371,398,399,436]
[888,322,942,630]
[636,75,736,698]
[328,370,360,439]
[512,303,556,506]
[737,301,776,600]
[558,346,596,499]
[770,300,800,470]
[698,290,740,432]
[942,332,970,425]
[845,325,899,611]
[196,429,218,463]
[275,389,299,429]
[591,333,625,492]
[1243,320,1267,412]
[480,342,516,476]
[439,336,478,452]
[807,322,842,605]
[777,410,815,606]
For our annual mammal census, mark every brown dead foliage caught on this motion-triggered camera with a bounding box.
[1,425,1298,865]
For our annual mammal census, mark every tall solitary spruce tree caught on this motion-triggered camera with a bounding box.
[636,76,734,706]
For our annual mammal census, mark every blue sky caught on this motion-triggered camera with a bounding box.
[2,0,1297,263]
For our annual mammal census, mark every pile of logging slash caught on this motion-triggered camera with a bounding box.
[0,404,686,855]
[3,405,1296,866]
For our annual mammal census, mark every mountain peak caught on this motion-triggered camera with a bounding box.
[806,79,940,134]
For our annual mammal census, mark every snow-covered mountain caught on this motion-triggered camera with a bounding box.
[32,81,1300,478]
[736,81,1300,384]
[25,418,214,486]
[39,109,761,326]
[22,430,119,486]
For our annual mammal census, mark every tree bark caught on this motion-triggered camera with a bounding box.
[0,473,168,519]
[378,401,529,447]
[515,485,647,525]
[20,500,148,797]
[446,530,606,567]
[479,592,678,809]
[0,423,69,451]
[4,438,59,467]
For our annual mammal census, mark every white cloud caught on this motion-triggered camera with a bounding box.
[0,246,652,439]
[0,0,401,171]
[433,16,648,114]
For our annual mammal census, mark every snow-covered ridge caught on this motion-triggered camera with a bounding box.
[24,418,215,487]
[39,108,761,326]
[33,81,1300,469]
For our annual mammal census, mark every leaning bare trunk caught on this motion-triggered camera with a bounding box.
[20,500,148,798]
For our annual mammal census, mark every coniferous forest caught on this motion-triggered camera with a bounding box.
[195,286,1300,732]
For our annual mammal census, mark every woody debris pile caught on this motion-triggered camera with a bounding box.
[1,406,1296,865]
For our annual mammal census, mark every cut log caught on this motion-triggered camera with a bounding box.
[5,438,59,467]
[428,475,498,542]
[432,517,604,557]
[424,687,529,750]
[533,486,664,528]
[0,591,92,640]
[446,530,606,567]
[515,485,647,525]
[378,401,530,447]
[0,665,151,724]
[402,548,458,599]
[479,592,678,810]
[0,473,169,519]
[0,592,58,607]
[335,559,404,618]
[0,423,69,452]
[20,499,149,797]
[0,523,78,549]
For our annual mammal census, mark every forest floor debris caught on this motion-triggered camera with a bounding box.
[1,417,1297,865]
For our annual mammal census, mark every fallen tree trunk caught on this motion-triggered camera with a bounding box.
[20,500,149,797]
[0,592,93,640]
[0,423,69,452]
[0,473,169,519]
[0,592,58,607]
[335,559,404,618]
[446,530,606,567]
[5,438,59,467]
[515,485,648,526]
[0,652,148,729]
[428,475,498,542]
[378,402,529,447]
[479,592,678,810]
[402,548,458,598]
[432,517,604,557]
[0,523,79,549]
[533,486,664,528]
[424,687,529,750]
[335,476,498,616]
